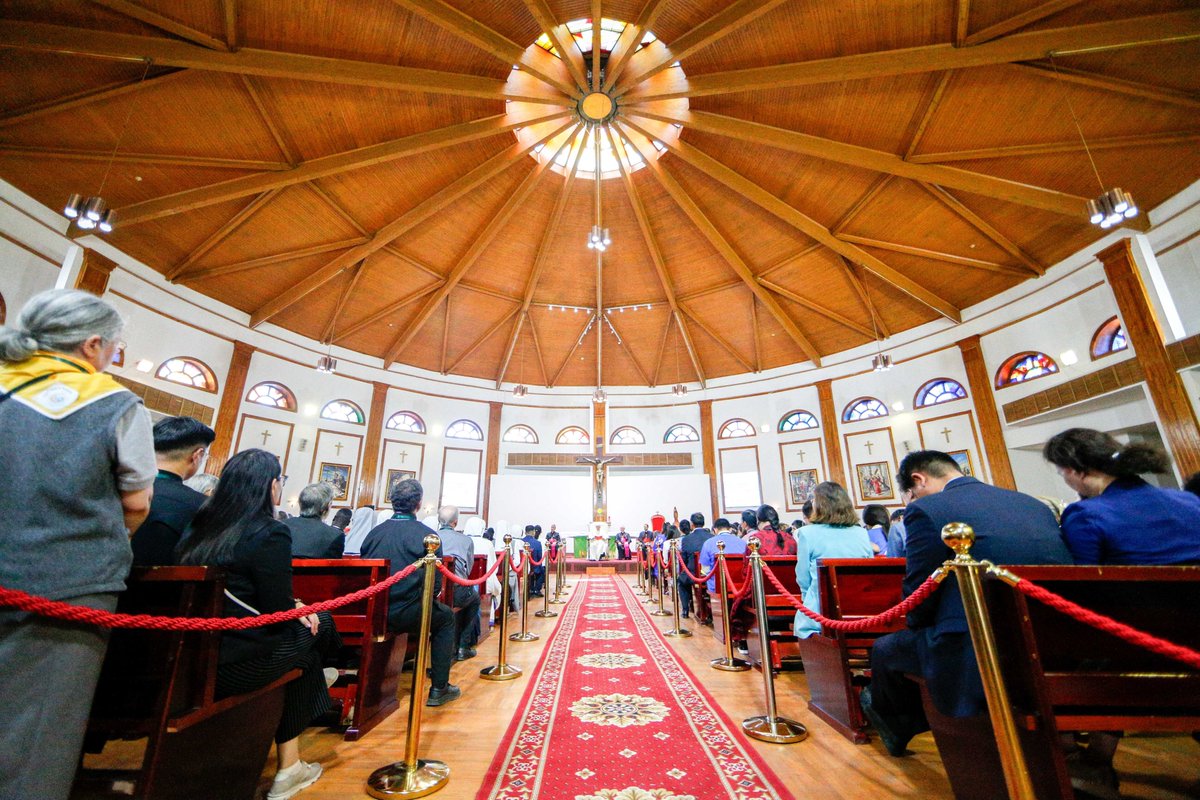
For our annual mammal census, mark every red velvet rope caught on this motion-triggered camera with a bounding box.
[674,549,715,583]
[434,554,503,587]
[0,562,423,631]
[508,553,524,576]
[720,559,748,597]
[528,552,545,567]
[761,564,945,632]
[1013,578,1200,670]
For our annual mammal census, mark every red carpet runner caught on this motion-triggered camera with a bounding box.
[476,576,797,800]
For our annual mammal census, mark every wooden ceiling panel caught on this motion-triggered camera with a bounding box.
[0,0,163,35]
[856,267,940,337]
[392,295,449,373]
[200,251,350,314]
[683,286,771,370]
[680,312,747,377]
[998,0,1199,34]
[529,178,601,306]
[597,178,669,308]
[858,246,1021,311]
[462,180,558,299]
[0,51,157,118]
[269,266,354,342]
[105,196,255,273]
[527,304,593,384]
[135,0,226,39]
[1046,39,1200,94]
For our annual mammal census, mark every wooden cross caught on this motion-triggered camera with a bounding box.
[941,427,953,443]
[334,441,344,456]
[864,441,875,455]
[796,450,806,463]
[398,449,408,463]
[259,429,271,446]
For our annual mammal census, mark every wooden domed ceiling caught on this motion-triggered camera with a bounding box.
[0,1,1197,387]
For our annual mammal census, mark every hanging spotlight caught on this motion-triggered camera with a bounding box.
[672,383,687,397]
[872,353,893,372]
[512,384,528,397]
[1088,187,1138,230]
[63,194,83,219]
[98,209,115,234]
[586,224,611,252]
[592,388,607,404]
[316,354,337,374]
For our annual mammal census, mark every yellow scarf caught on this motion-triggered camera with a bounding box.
[0,352,126,420]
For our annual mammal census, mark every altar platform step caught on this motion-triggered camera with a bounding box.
[565,557,639,575]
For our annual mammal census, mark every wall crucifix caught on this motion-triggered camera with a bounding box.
[577,453,623,522]
[941,427,953,443]
[260,429,272,446]
[334,441,344,456]
[864,440,875,455]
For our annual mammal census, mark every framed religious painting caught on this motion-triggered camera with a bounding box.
[385,469,417,504]
[947,449,974,477]
[788,469,818,507]
[318,462,352,502]
[856,462,894,502]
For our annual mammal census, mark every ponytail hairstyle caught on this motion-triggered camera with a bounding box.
[1043,428,1170,480]
[177,449,281,566]
[0,288,124,363]
[755,503,786,550]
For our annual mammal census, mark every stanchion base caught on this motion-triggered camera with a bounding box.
[649,610,672,617]
[479,663,522,681]
[509,632,540,641]
[366,759,450,798]
[742,715,808,744]
[711,657,751,672]
[548,597,567,605]
[533,610,558,617]
[664,628,692,638]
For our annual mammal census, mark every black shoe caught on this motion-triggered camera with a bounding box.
[681,613,690,619]
[455,647,477,661]
[426,684,461,707]
[859,686,913,757]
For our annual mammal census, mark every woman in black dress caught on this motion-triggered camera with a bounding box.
[177,449,340,800]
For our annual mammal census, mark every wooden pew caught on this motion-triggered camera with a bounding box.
[794,558,906,743]
[924,565,1200,800]
[471,554,492,645]
[77,566,299,800]
[708,553,748,645]
[742,555,804,672]
[291,558,404,742]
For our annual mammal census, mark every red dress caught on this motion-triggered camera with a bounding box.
[753,528,797,556]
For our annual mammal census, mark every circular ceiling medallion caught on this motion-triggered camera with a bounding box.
[580,92,616,123]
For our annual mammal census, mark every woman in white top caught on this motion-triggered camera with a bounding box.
[794,482,875,639]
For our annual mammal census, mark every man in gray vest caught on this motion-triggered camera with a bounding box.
[286,482,345,559]
[437,505,481,661]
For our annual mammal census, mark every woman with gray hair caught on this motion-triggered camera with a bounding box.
[0,288,157,800]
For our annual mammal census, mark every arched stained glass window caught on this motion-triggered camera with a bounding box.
[718,419,755,439]
[503,424,538,444]
[156,357,217,392]
[842,397,888,423]
[914,378,967,409]
[995,352,1058,388]
[778,410,818,433]
[556,426,590,445]
[610,426,645,445]
[385,411,426,434]
[321,400,364,424]
[446,419,483,441]
[664,423,699,444]
[1090,317,1128,360]
[246,381,296,411]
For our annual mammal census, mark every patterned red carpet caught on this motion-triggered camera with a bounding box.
[476,576,797,800]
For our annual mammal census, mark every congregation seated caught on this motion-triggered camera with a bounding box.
[793,482,875,640]
[678,512,713,624]
[436,505,482,662]
[700,517,749,649]
[862,504,890,556]
[131,415,215,566]
[341,505,377,556]
[885,507,907,558]
[750,505,797,556]
[286,482,345,559]
[176,448,341,800]
[330,506,353,532]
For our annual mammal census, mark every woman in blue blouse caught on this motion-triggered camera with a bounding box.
[793,482,875,639]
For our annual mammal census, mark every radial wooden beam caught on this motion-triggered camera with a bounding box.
[839,257,891,339]
[387,0,578,97]
[526,312,549,386]
[651,315,673,385]
[0,68,187,130]
[240,75,296,164]
[333,281,442,343]
[222,0,238,50]
[835,234,1036,277]
[253,118,573,328]
[0,144,288,171]
[616,0,788,91]
[521,0,589,90]
[591,0,603,91]
[623,12,1200,100]
[0,21,569,103]
[602,0,671,91]
[758,279,878,338]
[953,0,971,47]
[904,71,952,158]
[550,314,595,386]
[176,238,367,283]
[321,260,366,343]
[380,126,576,366]
[621,124,825,364]
[165,189,280,280]
[494,127,587,387]
[909,130,1200,163]
[440,297,451,373]
[605,313,654,386]
[608,127,706,386]
[91,0,231,50]
[748,294,760,372]
[628,108,1089,218]
[916,183,1050,273]
[679,305,754,373]
[117,109,569,224]
[623,120,962,323]
[307,183,369,236]
[832,175,893,234]
[964,0,1087,46]
[448,307,520,374]
[1012,62,1200,111]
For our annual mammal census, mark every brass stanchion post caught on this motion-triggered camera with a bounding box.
[741,538,807,744]
[650,543,672,617]
[560,542,570,589]
[664,540,692,637]
[635,546,645,592]
[711,540,750,672]
[535,548,557,618]
[644,547,658,604]
[638,544,650,596]
[942,523,1037,800]
[480,534,521,681]
[510,543,539,642]
[367,535,451,798]
[549,545,566,605]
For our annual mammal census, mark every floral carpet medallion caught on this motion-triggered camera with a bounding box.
[576,652,646,669]
[580,629,632,640]
[587,602,620,608]
[584,612,627,621]
[576,789,696,800]
[570,694,670,728]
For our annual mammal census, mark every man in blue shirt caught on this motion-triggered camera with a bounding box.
[698,518,748,594]
[522,525,545,597]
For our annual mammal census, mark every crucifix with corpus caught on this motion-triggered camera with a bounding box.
[577,402,620,522]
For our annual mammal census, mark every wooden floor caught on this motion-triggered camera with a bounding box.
[83,575,1199,799]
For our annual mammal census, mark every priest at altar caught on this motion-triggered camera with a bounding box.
[587,521,610,560]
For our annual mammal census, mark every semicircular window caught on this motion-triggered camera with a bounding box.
[385,411,426,434]
[664,423,699,444]
[503,424,538,444]
[842,397,888,423]
[718,418,755,439]
[914,379,967,409]
[446,419,483,441]
[156,357,218,392]
[778,410,818,433]
[1090,317,1128,360]
[610,426,645,445]
[320,399,364,424]
[995,352,1058,388]
[246,381,295,411]
[556,426,590,445]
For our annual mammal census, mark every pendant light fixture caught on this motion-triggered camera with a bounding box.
[864,279,892,372]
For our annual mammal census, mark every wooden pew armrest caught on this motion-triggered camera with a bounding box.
[169,669,302,733]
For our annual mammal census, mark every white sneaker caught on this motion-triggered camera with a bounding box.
[267,761,323,800]
[323,667,339,688]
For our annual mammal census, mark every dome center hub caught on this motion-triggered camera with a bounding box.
[579,92,616,123]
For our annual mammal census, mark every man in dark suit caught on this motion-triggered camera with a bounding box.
[286,482,345,558]
[861,450,1072,756]
[360,479,460,707]
[678,512,713,622]
[131,416,214,566]
[523,525,545,597]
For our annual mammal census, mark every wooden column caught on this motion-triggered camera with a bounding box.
[356,381,390,507]
[957,335,1016,489]
[75,248,119,296]
[206,341,254,475]
[481,401,503,520]
[698,399,719,518]
[816,380,847,487]
[1097,238,1200,476]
